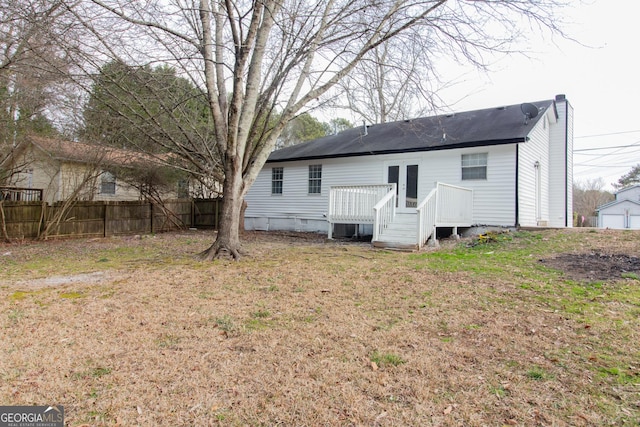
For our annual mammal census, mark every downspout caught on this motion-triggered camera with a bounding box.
[564,103,569,227]
[515,144,519,227]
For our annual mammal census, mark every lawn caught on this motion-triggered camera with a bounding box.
[1,228,639,426]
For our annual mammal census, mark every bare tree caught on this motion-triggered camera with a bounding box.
[38,164,102,239]
[0,0,81,189]
[333,38,442,124]
[573,178,613,226]
[66,0,569,259]
[0,0,77,138]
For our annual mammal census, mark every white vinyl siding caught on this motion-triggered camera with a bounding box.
[245,144,519,230]
[517,108,553,227]
[615,185,640,201]
[548,99,573,227]
[245,100,573,233]
[245,157,381,232]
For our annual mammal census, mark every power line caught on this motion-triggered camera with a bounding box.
[575,162,636,167]
[574,141,640,152]
[575,129,640,139]
[576,150,640,157]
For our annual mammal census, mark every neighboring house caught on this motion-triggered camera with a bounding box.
[244,94,574,248]
[0,136,180,204]
[596,185,640,229]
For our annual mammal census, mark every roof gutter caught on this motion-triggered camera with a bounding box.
[266,137,528,164]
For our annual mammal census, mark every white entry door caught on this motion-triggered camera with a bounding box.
[386,162,419,212]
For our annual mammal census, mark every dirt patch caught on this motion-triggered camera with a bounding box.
[540,252,640,282]
[9,271,119,289]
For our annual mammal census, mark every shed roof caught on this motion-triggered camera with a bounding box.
[267,99,555,163]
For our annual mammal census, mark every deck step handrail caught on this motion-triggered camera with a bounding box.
[416,188,438,248]
[372,185,397,242]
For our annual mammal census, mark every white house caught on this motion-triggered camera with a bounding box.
[597,185,640,229]
[245,94,574,248]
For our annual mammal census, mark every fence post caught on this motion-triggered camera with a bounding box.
[191,199,195,228]
[215,198,219,230]
[149,201,154,233]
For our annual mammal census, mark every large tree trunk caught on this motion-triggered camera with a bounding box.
[198,159,245,260]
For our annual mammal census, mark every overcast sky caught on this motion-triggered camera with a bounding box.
[435,0,638,191]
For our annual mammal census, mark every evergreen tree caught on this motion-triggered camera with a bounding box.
[82,61,213,156]
[614,164,640,189]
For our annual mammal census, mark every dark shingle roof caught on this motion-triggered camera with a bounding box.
[267,99,555,163]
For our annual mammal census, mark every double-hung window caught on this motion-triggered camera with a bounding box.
[271,167,283,195]
[461,153,487,180]
[101,171,116,194]
[308,164,322,194]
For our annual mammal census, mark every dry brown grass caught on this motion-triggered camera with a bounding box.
[0,229,639,426]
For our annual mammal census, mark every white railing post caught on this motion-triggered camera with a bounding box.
[372,183,396,242]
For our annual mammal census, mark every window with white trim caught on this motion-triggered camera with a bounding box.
[271,167,283,195]
[461,153,487,180]
[308,164,322,194]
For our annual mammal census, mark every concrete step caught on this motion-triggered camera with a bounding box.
[372,240,418,251]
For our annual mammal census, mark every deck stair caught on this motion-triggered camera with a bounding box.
[372,213,421,250]
[328,182,473,250]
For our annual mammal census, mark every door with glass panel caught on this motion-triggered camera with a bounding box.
[386,162,419,212]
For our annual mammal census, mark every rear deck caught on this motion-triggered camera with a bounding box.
[327,183,473,250]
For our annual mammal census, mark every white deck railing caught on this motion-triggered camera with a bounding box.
[435,182,473,226]
[416,188,438,249]
[372,186,397,242]
[328,184,395,223]
[416,182,473,248]
[328,182,471,247]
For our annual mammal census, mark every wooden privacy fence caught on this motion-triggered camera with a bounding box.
[0,198,222,240]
